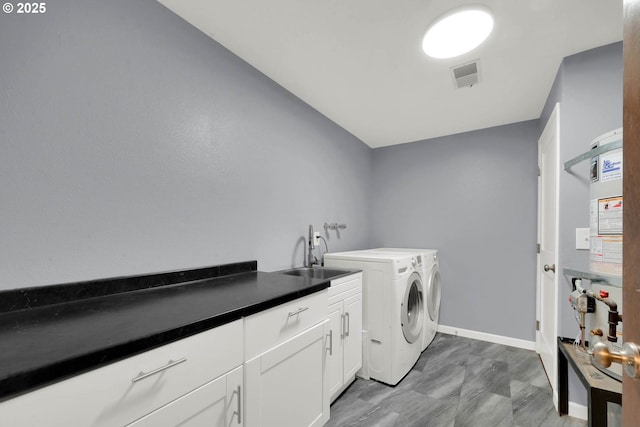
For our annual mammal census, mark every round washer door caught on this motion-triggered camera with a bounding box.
[401,272,424,343]
[427,267,442,322]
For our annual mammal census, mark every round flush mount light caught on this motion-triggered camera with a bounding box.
[422,6,494,59]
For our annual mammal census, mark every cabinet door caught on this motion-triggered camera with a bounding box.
[326,301,344,399]
[127,366,243,427]
[245,320,329,427]
[343,293,362,380]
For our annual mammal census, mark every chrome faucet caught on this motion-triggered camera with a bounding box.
[307,225,318,267]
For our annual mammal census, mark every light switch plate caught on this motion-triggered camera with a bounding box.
[576,228,590,250]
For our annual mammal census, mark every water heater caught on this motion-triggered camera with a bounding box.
[589,128,623,277]
[588,128,624,380]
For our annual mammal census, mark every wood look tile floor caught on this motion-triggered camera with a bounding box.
[327,333,587,427]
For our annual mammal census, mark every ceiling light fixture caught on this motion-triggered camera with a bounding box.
[422,6,494,59]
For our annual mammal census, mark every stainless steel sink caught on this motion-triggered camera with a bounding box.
[279,267,351,280]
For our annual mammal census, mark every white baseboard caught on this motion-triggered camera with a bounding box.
[552,390,587,421]
[437,324,536,351]
[569,402,588,420]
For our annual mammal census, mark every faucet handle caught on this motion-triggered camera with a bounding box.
[324,222,347,231]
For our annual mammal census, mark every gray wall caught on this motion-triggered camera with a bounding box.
[0,0,372,290]
[371,121,540,341]
[538,42,623,407]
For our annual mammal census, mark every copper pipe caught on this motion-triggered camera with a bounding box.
[579,312,587,350]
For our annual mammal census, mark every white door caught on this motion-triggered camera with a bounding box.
[536,102,560,399]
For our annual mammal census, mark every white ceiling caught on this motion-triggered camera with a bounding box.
[157,0,623,148]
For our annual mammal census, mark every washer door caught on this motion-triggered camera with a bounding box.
[427,267,442,322]
[401,272,424,343]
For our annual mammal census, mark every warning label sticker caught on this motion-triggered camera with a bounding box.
[598,196,623,235]
[590,235,623,275]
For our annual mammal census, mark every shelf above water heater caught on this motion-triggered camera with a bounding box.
[563,267,622,288]
[563,139,622,171]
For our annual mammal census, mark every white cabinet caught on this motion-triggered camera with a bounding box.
[128,365,243,427]
[0,320,244,427]
[244,290,329,427]
[326,273,363,403]
[0,289,334,427]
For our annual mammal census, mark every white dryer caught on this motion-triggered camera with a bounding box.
[323,250,424,386]
[366,248,441,351]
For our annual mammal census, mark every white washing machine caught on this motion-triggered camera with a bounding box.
[323,250,424,386]
[366,248,441,351]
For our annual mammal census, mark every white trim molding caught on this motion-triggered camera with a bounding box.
[552,389,587,420]
[437,324,536,350]
[569,402,588,420]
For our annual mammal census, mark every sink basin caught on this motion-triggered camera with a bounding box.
[279,267,351,281]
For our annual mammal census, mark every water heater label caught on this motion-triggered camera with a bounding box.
[590,197,623,276]
[590,236,623,266]
[600,151,623,182]
[597,196,623,235]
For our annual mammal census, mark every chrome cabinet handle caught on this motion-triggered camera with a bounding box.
[234,385,242,424]
[326,330,333,355]
[341,314,346,339]
[132,358,187,383]
[288,307,309,317]
[345,312,350,337]
[544,264,556,273]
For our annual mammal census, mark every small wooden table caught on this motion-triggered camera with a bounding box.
[557,337,622,427]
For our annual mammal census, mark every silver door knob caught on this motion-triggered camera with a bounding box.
[592,341,640,379]
[543,264,556,273]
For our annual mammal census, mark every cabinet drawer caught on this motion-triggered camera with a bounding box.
[244,290,327,360]
[0,320,243,427]
[328,273,362,304]
[127,366,243,427]
[329,272,362,293]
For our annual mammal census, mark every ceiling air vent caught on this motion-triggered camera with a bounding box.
[451,60,480,88]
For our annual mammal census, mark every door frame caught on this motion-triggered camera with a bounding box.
[535,102,560,405]
[622,0,640,424]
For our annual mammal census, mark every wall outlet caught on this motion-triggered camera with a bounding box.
[576,228,590,250]
[313,231,320,246]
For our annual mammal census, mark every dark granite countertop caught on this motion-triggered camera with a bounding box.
[0,261,331,402]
